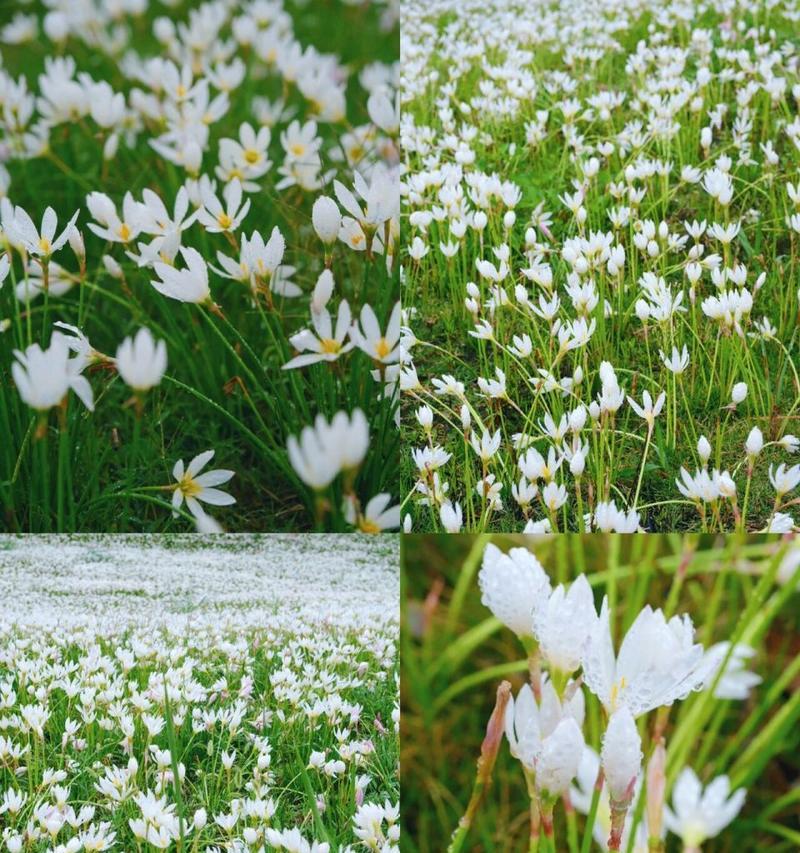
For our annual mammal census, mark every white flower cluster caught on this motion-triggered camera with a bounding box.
[479,543,752,849]
[0,535,400,853]
[401,0,800,533]
[0,0,400,532]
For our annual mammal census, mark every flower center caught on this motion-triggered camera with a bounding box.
[359,518,381,534]
[375,338,391,359]
[178,476,203,498]
[217,212,233,229]
[243,149,260,164]
[609,676,627,712]
[320,338,341,355]
[118,223,131,241]
[290,143,306,157]
[38,237,52,254]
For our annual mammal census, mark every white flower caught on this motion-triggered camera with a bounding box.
[731,382,748,404]
[504,682,584,796]
[582,601,714,717]
[601,708,641,802]
[151,247,211,304]
[659,345,689,375]
[287,409,369,490]
[283,301,354,370]
[2,203,79,258]
[664,768,745,846]
[312,196,342,245]
[626,389,666,428]
[769,463,800,496]
[703,643,761,700]
[351,302,400,364]
[116,328,167,392]
[478,543,551,639]
[197,178,250,233]
[531,575,597,674]
[440,501,463,533]
[171,450,235,521]
[12,333,94,412]
[745,427,763,458]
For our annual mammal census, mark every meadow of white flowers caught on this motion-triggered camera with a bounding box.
[401,0,800,534]
[0,535,400,852]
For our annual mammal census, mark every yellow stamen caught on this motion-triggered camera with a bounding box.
[38,237,52,254]
[118,223,131,241]
[320,338,341,355]
[178,476,202,498]
[217,212,233,229]
[176,84,187,97]
[290,143,306,157]
[243,149,260,164]
[359,518,381,534]
[375,338,391,360]
[610,676,626,712]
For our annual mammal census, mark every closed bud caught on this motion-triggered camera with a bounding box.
[601,707,641,803]
[745,426,763,457]
[697,435,711,463]
[731,382,747,404]
[312,196,341,245]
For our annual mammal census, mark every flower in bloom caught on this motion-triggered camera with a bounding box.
[703,643,761,700]
[627,389,666,428]
[12,333,94,412]
[582,601,714,717]
[171,450,236,521]
[197,178,250,233]
[664,768,745,847]
[478,544,552,640]
[769,463,800,497]
[352,302,400,364]
[531,574,598,674]
[346,493,400,532]
[151,247,211,304]
[504,682,585,797]
[116,328,167,392]
[283,301,354,370]
[287,409,369,490]
[2,203,79,258]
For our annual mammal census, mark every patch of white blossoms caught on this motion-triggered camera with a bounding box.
[0,535,400,852]
[401,0,800,534]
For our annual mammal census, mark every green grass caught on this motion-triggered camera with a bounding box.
[0,0,399,532]
[400,0,800,532]
[400,534,800,852]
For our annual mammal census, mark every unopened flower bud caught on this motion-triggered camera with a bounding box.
[312,196,341,245]
[745,426,763,458]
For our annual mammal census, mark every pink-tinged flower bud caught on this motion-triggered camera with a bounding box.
[646,740,666,840]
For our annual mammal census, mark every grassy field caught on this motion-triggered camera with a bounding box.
[0,0,399,532]
[401,534,800,852]
[400,0,800,533]
[0,534,400,851]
